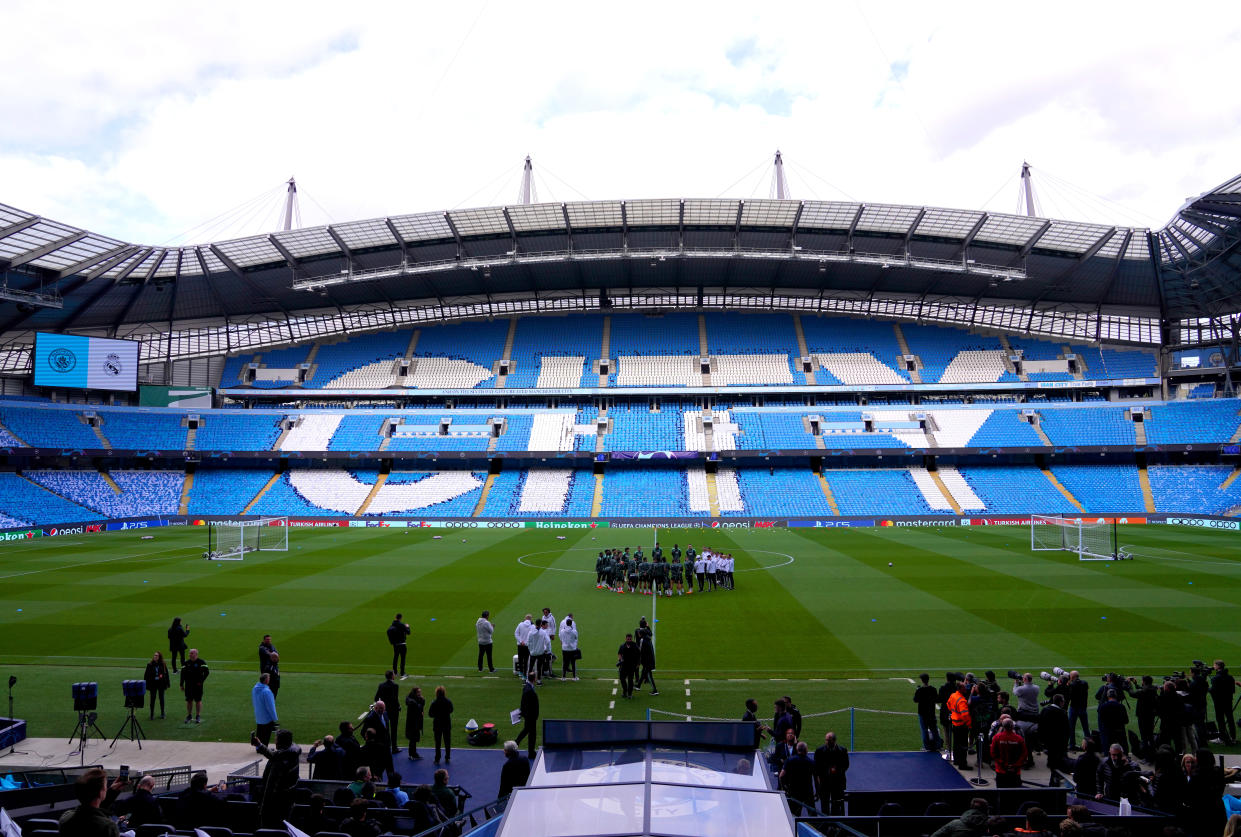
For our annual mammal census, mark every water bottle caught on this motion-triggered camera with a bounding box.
[1118,797,1132,816]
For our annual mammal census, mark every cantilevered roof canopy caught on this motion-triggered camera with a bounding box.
[0,170,1238,339]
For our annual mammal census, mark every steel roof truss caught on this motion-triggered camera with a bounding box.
[267,235,301,270]
[0,216,40,242]
[846,205,864,252]
[383,218,411,267]
[209,244,292,318]
[444,213,466,260]
[325,226,354,271]
[1017,220,1052,259]
[56,243,137,280]
[5,230,89,269]
[561,204,574,254]
[957,213,989,259]
[501,208,520,255]
[904,208,926,254]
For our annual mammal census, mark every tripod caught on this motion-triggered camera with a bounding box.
[67,711,106,765]
[1,679,29,757]
[112,705,146,749]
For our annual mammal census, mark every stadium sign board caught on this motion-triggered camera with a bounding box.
[1163,517,1240,530]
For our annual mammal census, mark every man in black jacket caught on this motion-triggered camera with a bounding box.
[914,673,942,751]
[1211,659,1237,745]
[813,731,849,815]
[937,673,959,754]
[1066,670,1091,746]
[1096,689,1129,753]
[258,634,277,674]
[359,695,392,774]
[1134,675,1159,754]
[617,634,640,699]
[1037,695,1070,770]
[498,740,531,799]
[1094,743,1138,801]
[179,649,209,724]
[253,728,302,827]
[375,671,402,754]
[174,772,225,828]
[337,721,362,774]
[514,680,540,759]
[635,619,658,696]
[387,614,411,679]
[119,775,162,829]
[307,735,347,780]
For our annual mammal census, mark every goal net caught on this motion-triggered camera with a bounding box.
[1030,515,1116,560]
[204,517,288,561]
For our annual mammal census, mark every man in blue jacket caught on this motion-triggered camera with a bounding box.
[252,673,279,748]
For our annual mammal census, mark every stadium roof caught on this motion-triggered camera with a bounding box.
[0,171,1238,342]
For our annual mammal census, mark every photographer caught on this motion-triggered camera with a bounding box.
[1096,689,1129,753]
[1157,679,1191,753]
[1012,672,1041,723]
[1211,660,1237,746]
[1066,671,1092,746]
[1134,675,1159,755]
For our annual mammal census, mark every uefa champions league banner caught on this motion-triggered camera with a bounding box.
[34,333,139,391]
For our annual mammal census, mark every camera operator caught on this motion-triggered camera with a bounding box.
[1044,671,1070,704]
[1188,664,1210,748]
[1211,659,1237,745]
[1066,670,1092,746]
[1094,672,1135,706]
[1134,675,1159,755]
[1096,689,1129,753]
[1156,679,1191,753]
[1011,673,1041,724]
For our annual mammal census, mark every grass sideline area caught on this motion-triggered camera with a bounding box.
[1,523,1239,755]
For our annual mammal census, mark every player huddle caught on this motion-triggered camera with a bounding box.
[594,543,735,596]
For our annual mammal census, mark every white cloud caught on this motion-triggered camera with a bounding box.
[1,0,1238,243]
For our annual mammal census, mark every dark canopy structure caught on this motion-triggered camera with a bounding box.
[0,170,1237,369]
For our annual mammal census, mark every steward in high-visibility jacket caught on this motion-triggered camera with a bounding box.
[946,686,972,769]
[947,689,970,726]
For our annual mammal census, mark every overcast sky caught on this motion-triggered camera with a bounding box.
[2,1,1238,245]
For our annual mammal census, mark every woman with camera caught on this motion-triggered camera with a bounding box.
[144,651,170,719]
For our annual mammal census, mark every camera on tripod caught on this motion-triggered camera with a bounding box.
[122,680,147,710]
[73,682,98,712]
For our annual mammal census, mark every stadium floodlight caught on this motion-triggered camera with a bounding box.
[204,517,289,561]
[1030,515,1118,561]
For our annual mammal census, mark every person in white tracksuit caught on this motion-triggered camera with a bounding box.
[560,616,580,680]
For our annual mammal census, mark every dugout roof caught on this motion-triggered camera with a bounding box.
[0,170,1238,339]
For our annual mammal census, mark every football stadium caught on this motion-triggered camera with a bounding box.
[2,141,1241,833]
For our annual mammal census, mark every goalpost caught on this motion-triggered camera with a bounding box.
[1030,515,1119,561]
[204,517,289,561]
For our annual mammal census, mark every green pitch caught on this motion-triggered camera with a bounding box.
[1,523,1239,755]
